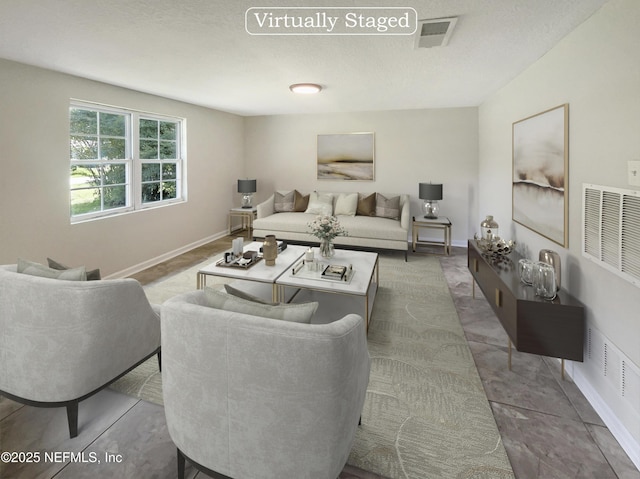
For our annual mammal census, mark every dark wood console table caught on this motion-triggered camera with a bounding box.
[467,240,585,378]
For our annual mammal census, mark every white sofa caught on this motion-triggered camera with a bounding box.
[0,264,161,438]
[253,191,410,259]
[161,289,371,479]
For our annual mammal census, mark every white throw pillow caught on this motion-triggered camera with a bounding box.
[204,288,318,323]
[334,193,358,216]
[304,192,334,216]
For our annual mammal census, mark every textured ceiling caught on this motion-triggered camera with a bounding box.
[0,0,608,116]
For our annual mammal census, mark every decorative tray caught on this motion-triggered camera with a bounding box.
[288,260,355,284]
[215,251,263,269]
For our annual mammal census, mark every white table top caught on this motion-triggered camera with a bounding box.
[198,242,306,284]
[276,247,378,296]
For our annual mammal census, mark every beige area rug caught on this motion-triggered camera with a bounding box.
[110,254,514,479]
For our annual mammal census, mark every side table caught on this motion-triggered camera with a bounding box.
[412,216,452,255]
[228,207,257,239]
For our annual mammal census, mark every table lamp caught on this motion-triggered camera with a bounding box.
[237,179,257,208]
[419,183,442,219]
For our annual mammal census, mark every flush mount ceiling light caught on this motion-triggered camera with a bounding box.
[289,83,322,94]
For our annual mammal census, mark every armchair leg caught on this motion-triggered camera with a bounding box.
[66,402,79,438]
[157,351,162,372]
[177,449,186,479]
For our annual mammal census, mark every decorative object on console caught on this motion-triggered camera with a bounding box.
[308,215,348,258]
[512,104,569,247]
[262,235,278,266]
[473,233,515,258]
[317,132,374,181]
[533,261,557,300]
[480,215,499,240]
[237,178,257,208]
[418,182,443,219]
[539,249,561,291]
[518,259,535,285]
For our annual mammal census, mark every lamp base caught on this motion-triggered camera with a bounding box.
[423,200,439,219]
[241,193,254,208]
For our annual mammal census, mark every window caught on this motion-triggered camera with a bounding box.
[69,101,185,222]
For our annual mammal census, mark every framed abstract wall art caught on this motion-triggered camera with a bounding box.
[512,104,569,247]
[317,132,374,181]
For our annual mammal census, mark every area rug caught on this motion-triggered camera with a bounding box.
[110,253,514,479]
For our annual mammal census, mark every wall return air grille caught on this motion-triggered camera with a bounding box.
[583,184,640,287]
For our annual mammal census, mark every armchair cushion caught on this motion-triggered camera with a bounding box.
[17,258,87,281]
[47,257,101,281]
[204,287,317,323]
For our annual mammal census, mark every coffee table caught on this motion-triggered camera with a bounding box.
[275,248,379,332]
[197,242,379,333]
[196,242,307,302]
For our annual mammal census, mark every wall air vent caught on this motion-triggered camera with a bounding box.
[583,183,640,288]
[415,17,458,49]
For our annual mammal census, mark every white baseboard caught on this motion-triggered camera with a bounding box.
[105,231,227,279]
[572,365,640,470]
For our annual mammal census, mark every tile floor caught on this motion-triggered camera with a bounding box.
[1,238,638,478]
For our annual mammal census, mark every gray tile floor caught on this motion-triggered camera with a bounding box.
[1,240,638,478]
[440,248,640,479]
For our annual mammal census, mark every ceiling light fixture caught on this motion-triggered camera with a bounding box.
[289,83,322,94]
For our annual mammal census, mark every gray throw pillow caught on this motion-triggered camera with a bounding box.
[274,191,295,212]
[204,287,317,323]
[224,284,276,305]
[17,258,87,281]
[47,257,101,281]
[375,193,400,220]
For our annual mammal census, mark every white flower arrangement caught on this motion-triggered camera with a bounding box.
[308,215,348,241]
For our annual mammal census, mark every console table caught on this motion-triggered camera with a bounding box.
[467,240,584,378]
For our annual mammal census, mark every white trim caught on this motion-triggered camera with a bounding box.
[572,366,640,471]
[104,231,227,279]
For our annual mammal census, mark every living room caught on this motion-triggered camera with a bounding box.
[1,0,639,477]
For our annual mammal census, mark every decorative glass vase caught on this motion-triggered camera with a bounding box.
[319,238,335,258]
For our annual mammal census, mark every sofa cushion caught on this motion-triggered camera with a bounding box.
[334,193,358,216]
[376,193,400,220]
[274,191,295,212]
[305,192,333,216]
[357,193,376,216]
[47,257,101,281]
[293,190,309,212]
[204,287,318,323]
[17,258,87,281]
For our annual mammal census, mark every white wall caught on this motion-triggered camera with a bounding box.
[244,108,479,245]
[479,0,640,465]
[0,59,244,276]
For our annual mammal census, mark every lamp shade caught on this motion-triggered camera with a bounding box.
[419,183,443,200]
[237,179,257,194]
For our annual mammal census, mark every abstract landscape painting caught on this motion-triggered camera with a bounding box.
[512,104,569,247]
[317,133,374,181]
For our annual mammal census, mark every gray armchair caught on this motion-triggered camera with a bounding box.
[0,264,161,438]
[161,290,371,479]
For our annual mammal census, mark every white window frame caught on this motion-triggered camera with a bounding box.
[70,100,186,223]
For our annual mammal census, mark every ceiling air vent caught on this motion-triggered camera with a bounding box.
[415,17,458,49]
